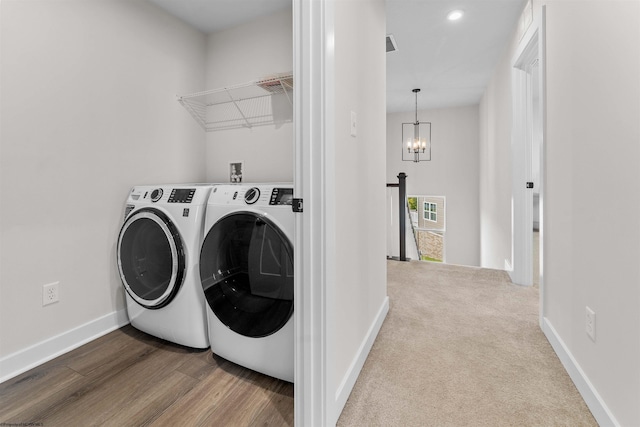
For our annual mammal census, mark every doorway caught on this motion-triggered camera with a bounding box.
[511,11,546,323]
[531,60,542,288]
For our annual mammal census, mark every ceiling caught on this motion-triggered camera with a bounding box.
[148,0,290,33]
[386,0,525,113]
[148,0,526,114]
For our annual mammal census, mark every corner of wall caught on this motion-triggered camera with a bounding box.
[332,297,389,425]
[542,318,620,427]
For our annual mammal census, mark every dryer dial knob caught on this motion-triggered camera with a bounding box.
[244,187,260,204]
[150,188,163,202]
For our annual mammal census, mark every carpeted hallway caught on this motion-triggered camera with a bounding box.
[337,260,596,426]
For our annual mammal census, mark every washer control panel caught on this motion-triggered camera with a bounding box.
[168,188,196,203]
[129,185,211,206]
[150,188,163,202]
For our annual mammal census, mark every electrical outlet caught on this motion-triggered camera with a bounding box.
[585,306,596,341]
[43,282,59,306]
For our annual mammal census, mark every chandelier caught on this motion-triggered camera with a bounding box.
[402,88,431,162]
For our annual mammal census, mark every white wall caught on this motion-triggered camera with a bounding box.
[387,106,480,266]
[330,0,388,422]
[479,1,640,425]
[204,8,293,183]
[543,2,640,425]
[479,47,514,270]
[0,0,205,363]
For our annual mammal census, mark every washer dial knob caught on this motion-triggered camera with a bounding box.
[150,188,163,202]
[244,187,260,204]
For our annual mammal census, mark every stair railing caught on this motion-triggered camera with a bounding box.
[386,172,408,261]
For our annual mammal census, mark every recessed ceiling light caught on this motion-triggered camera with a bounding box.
[447,10,464,21]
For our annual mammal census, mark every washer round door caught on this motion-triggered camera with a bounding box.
[200,212,294,338]
[117,208,185,309]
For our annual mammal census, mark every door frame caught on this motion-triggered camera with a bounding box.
[510,7,546,324]
[293,0,334,424]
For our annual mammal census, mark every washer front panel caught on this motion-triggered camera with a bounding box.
[200,212,294,338]
[117,209,185,309]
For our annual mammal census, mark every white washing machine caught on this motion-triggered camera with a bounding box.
[199,183,294,382]
[117,184,213,348]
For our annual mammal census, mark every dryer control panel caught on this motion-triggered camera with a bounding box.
[244,187,260,205]
[269,188,293,206]
[208,184,293,206]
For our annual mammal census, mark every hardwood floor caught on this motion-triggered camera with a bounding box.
[0,325,294,426]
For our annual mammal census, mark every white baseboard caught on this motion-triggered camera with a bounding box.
[542,317,619,427]
[333,296,390,425]
[0,309,129,384]
[504,259,513,271]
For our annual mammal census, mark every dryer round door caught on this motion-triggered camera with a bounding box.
[200,212,293,338]
[117,208,185,309]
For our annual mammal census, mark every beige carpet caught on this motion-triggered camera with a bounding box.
[337,260,596,426]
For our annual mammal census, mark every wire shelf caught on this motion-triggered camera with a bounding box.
[178,73,293,132]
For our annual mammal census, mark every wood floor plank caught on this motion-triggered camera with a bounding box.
[216,372,293,426]
[92,370,199,427]
[3,340,168,424]
[247,380,294,426]
[182,367,291,426]
[148,360,253,426]
[1,354,147,424]
[65,326,164,377]
[26,342,200,426]
[175,350,226,381]
[201,378,269,426]
[0,327,294,426]
[0,365,85,422]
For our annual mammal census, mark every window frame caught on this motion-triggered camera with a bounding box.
[423,201,437,223]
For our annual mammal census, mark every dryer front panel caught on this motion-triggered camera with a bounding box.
[117,209,185,309]
[200,212,293,338]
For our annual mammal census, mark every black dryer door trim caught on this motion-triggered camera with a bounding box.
[200,212,294,338]
[117,208,185,309]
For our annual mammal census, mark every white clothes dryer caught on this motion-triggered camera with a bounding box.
[199,183,294,382]
[117,184,213,348]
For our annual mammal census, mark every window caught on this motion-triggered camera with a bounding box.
[424,202,437,222]
[405,195,446,263]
